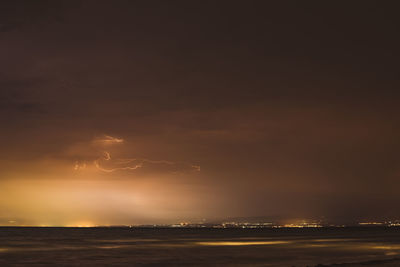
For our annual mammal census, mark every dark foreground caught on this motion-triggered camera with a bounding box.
[0,227,400,266]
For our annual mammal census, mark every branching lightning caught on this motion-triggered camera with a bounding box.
[74,135,200,174]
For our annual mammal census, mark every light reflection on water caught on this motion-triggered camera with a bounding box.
[195,240,292,246]
[311,238,357,242]
[90,238,161,243]
[95,245,127,249]
[371,245,400,250]
[2,237,400,252]
[385,251,399,256]
[1,228,400,266]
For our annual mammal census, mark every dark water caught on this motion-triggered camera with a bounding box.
[1,227,400,266]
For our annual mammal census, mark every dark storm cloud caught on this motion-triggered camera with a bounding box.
[1,0,400,223]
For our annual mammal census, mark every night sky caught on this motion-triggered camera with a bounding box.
[1,1,400,226]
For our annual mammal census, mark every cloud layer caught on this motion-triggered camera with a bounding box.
[1,1,400,225]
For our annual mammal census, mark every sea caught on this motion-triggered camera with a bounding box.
[0,227,399,266]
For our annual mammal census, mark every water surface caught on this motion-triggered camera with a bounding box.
[1,227,399,266]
